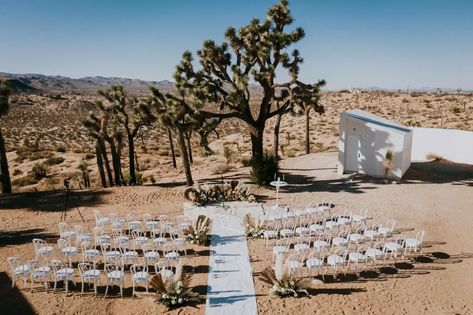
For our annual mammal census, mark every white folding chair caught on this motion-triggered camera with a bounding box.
[347,245,366,275]
[118,241,139,266]
[142,243,160,266]
[365,241,385,269]
[51,260,75,293]
[162,243,180,262]
[7,256,30,288]
[101,243,122,265]
[28,259,52,292]
[143,213,159,231]
[58,222,76,241]
[383,235,406,264]
[93,210,110,227]
[272,238,290,261]
[378,219,396,240]
[327,248,348,277]
[352,208,368,225]
[32,238,54,262]
[78,262,101,296]
[81,241,100,265]
[104,263,125,298]
[404,229,425,257]
[127,214,142,230]
[57,238,78,267]
[74,225,92,246]
[130,264,150,298]
[306,250,325,280]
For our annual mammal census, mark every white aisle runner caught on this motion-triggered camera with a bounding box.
[184,203,259,315]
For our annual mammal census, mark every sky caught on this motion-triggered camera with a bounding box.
[0,0,472,90]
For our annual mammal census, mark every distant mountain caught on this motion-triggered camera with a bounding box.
[0,78,39,93]
[0,72,176,95]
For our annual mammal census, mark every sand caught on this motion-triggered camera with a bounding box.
[1,152,473,314]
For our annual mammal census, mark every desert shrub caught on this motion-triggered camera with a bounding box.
[45,156,65,165]
[55,145,67,153]
[240,157,252,167]
[84,153,95,160]
[451,106,462,114]
[211,163,232,175]
[223,146,234,164]
[29,151,52,161]
[12,169,22,176]
[12,175,38,187]
[149,175,156,184]
[250,152,279,186]
[32,163,48,180]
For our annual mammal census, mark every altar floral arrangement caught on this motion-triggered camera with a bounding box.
[184,180,256,206]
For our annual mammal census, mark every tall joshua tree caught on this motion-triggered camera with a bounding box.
[148,87,194,186]
[0,82,12,193]
[98,86,154,185]
[173,0,325,166]
[291,80,326,154]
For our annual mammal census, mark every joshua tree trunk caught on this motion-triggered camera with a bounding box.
[95,141,107,188]
[108,141,122,186]
[273,113,282,159]
[167,127,177,168]
[177,129,194,186]
[99,138,113,186]
[249,124,265,162]
[0,128,11,193]
[305,109,311,154]
[127,134,137,185]
[185,132,193,164]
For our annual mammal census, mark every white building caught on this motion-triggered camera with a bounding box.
[338,109,413,179]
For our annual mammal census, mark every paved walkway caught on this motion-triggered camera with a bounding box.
[184,202,261,315]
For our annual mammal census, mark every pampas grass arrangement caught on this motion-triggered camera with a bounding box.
[184,215,211,245]
[259,255,317,298]
[137,262,199,309]
[243,213,265,238]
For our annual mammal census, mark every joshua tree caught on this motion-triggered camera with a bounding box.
[196,117,221,155]
[291,80,326,154]
[148,87,194,186]
[173,0,325,167]
[98,86,154,185]
[0,82,12,193]
[165,126,177,168]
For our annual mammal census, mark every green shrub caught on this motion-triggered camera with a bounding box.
[45,156,65,165]
[55,145,67,153]
[223,146,234,164]
[12,175,38,187]
[240,157,252,167]
[32,163,48,180]
[250,152,279,186]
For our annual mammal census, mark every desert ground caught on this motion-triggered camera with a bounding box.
[1,91,473,314]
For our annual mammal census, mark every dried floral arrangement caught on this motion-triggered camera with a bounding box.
[184,180,256,206]
[259,255,317,298]
[183,215,211,245]
[243,213,265,238]
[138,262,199,309]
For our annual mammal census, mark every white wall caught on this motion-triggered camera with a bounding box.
[411,127,473,164]
[338,114,411,179]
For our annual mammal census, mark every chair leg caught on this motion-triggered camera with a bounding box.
[104,283,109,298]
[81,280,84,296]
[120,281,123,298]
[132,282,135,299]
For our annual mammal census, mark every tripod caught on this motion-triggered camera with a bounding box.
[60,187,85,223]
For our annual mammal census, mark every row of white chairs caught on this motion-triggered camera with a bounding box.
[277,229,425,280]
[7,255,178,297]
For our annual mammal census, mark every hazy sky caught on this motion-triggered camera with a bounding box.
[1,0,472,90]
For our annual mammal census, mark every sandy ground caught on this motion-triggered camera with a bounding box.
[0,187,209,315]
[249,152,473,315]
[1,152,473,314]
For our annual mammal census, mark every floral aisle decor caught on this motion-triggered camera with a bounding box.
[184,180,256,206]
[137,262,199,309]
[243,213,265,238]
[183,215,211,245]
[259,255,318,298]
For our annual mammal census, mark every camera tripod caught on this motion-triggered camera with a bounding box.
[60,187,85,223]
